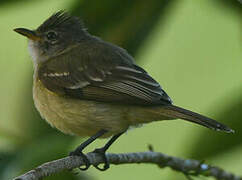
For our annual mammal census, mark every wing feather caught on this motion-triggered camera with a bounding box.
[38,40,172,105]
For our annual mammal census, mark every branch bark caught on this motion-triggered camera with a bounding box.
[13,151,241,180]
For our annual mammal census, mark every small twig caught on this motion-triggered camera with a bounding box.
[13,151,242,180]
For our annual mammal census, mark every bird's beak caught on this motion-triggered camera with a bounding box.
[14,28,41,41]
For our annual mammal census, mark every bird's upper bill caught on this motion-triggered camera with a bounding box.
[14,28,41,41]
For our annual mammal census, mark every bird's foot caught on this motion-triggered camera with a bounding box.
[92,147,109,171]
[69,149,90,170]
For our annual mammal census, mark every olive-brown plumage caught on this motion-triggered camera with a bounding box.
[14,11,233,171]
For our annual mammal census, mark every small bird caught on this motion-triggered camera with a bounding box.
[14,11,233,171]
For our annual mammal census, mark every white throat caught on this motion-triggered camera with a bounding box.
[28,40,47,68]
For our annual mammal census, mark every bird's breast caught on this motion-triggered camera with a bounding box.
[33,78,131,137]
[33,75,170,138]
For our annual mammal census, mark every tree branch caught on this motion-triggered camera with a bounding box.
[13,151,241,180]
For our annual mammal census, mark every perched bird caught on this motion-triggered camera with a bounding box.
[14,11,233,171]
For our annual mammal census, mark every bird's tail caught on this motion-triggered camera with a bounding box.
[159,105,234,133]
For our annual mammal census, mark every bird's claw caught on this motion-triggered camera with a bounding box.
[69,150,91,170]
[92,148,110,171]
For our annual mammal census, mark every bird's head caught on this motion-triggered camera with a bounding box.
[14,11,88,65]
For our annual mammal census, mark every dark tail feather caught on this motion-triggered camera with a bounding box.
[164,105,234,133]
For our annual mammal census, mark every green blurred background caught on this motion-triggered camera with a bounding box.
[0,0,241,179]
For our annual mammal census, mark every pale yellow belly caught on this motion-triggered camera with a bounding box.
[33,79,170,138]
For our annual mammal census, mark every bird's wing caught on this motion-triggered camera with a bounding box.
[38,41,172,105]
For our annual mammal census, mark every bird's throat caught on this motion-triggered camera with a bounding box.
[28,40,48,68]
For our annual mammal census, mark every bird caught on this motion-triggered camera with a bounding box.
[14,10,233,171]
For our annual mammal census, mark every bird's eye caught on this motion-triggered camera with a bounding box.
[46,31,58,41]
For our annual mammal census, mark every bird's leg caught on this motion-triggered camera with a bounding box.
[69,129,107,170]
[92,132,124,171]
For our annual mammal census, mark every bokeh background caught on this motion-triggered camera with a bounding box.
[0,0,241,179]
